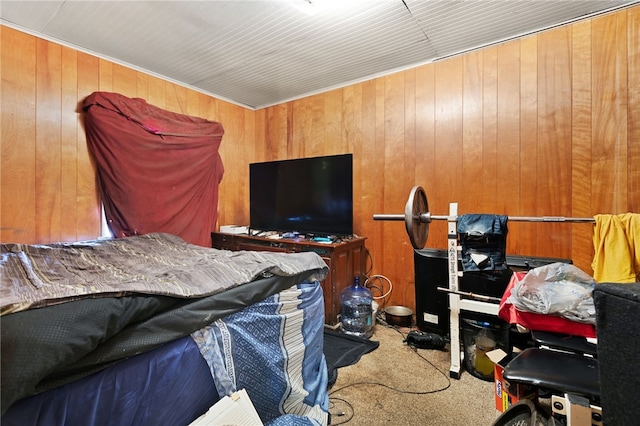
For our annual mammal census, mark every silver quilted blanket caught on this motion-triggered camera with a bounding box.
[0,232,328,315]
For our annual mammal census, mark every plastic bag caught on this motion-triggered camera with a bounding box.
[505,262,596,324]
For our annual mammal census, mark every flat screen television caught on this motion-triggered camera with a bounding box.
[249,153,353,237]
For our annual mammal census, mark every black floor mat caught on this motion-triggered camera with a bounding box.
[323,328,379,389]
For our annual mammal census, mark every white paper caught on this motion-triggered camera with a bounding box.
[188,389,263,426]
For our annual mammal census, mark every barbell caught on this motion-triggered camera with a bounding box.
[373,186,596,249]
[372,186,445,249]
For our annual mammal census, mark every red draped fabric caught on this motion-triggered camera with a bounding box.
[83,92,224,247]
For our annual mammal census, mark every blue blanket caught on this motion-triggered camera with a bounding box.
[192,282,328,425]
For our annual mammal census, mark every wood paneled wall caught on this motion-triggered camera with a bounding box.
[254,6,640,309]
[2,5,638,312]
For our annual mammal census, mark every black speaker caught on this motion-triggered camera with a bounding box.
[414,249,450,336]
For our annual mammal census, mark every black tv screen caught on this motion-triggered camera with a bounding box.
[249,154,353,237]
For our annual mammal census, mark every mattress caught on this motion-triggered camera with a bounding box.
[2,336,218,425]
[1,234,329,425]
[2,281,329,425]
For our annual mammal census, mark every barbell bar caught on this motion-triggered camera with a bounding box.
[373,185,596,249]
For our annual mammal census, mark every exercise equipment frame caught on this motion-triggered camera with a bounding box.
[373,187,596,379]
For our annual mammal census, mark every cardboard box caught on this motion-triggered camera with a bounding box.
[488,349,537,413]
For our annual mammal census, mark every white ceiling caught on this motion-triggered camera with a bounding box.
[1,0,637,109]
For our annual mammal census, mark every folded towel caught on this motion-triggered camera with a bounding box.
[591,213,640,283]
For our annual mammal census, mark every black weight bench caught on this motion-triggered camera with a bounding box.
[503,348,600,400]
[502,347,601,425]
[500,282,640,426]
[531,331,597,357]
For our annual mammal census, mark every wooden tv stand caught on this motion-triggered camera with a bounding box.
[211,232,367,326]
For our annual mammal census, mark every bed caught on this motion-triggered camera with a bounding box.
[1,232,330,425]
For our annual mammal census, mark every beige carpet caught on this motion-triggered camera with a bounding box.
[328,324,501,426]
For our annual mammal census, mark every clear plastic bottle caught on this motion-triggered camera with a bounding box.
[474,325,496,378]
[340,276,373,339]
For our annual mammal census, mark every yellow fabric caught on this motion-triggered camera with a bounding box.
[592,213,640,283]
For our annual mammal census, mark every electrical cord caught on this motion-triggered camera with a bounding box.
[328,397,354,425]
[364,274,392,301]
[327,323,452,425]
[363,246,373,277]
